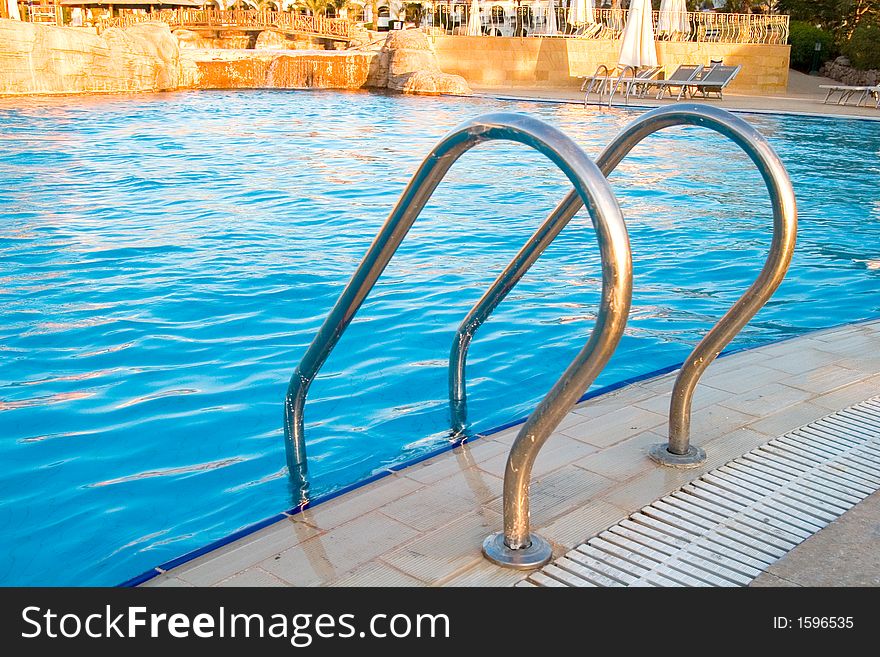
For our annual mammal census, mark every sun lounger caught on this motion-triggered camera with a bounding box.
[569,23,603,39]
[640,64,704,100]
[819,84,879,106]
[610,66,664,104]
[683,65,742,99]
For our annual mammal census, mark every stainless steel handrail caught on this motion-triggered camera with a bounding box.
[582,64,611,105]
[284,112,634,561]
[608,65,637,107]
[451,104,796,483]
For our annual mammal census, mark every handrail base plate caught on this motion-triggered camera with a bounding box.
[648,443,707,468]
[482,532,553,570]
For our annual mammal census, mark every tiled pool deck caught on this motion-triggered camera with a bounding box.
[144,319,880,587]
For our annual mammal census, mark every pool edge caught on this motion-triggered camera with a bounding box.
[123,314,880,587]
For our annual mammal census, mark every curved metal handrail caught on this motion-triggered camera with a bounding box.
[451,104,797,475]
[283,112,634,553]
[582,64,611,105]
[608,65,637,108]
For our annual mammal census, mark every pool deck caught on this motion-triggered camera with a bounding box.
[141,318,880,587]
[474,71,880,120]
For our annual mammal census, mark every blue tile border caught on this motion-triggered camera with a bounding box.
[123,314,880,586]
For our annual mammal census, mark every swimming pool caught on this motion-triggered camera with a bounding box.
[1,90,878,585]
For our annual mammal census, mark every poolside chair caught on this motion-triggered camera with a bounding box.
[683,65,741,99]
[641,64,704,100]
[570,22,602,39]
[609,66,664,105]
[819,84,879,106]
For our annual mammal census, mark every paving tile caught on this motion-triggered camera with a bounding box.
[810,325,864,344]
[574,429,665,482]
[460,437,512,464]
[759,337,834,360]
[632,383,731,415]
[687,405,757,445]
[141,573,193,587]
[812,377,880,411]
[747,401,834,438]
[381,468,503,531]
[537,500,629,549]
[216,567,287,587]
[780,364,868,394]
[174,518,322,586]
[476,434,597,479]
[261,512,419,586]
[810,332,879,358]
[380,509,501,584]
[600,466,706,514]
[486,465,616,527]
[715,348,778,369]
[560,405,667,448]
[718,382,814,416]
[639,375,680,394]
[299,475,423,531]
[569,386,655,421]
[761,348,844,375]
[700,364,785,394]
[480,426,520,445]
[837,355,880,377]
[700,427,774,467]
[440,559,529,587]
[328,561,425,587]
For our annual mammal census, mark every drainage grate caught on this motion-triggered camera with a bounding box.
[522,396,880,587]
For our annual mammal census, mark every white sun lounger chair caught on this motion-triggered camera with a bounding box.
[820,84,880,106]
[641,64,704,100]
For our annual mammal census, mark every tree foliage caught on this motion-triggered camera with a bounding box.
[778,0,880,38]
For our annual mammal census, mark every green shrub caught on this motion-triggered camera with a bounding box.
[842,24,880,70]
[788,21,836,72]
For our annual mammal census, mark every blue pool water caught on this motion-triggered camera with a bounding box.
[1,90,879,585]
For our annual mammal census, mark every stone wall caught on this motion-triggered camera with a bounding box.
[820,56,880,87]
[0,19,179,95]
[432,36,790,95]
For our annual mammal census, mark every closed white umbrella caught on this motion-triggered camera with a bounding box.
[7,0,21,20]
[658,0,688,36]
[618,0,657,68]
[568,0,594,25]
[466,0,482,35]
[544,0,557,35]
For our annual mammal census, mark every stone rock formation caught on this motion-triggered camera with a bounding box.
[172,28,217,49]
[0,20,469,98]
[0,19,179,95]
[819,56,880,87]
[254,30,288,50]
[378,29,471,96]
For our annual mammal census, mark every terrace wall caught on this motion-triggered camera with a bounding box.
[432,36,790,95]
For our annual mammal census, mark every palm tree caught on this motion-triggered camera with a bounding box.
[301,0,329,15]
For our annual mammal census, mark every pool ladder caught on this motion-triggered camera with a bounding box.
[284,104,797,569]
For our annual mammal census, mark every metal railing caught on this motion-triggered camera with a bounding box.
[99,9,351,39]
[283,113,632,571]
[450,104,797,489]
[426,6,788,45]
[284,104,795,569]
